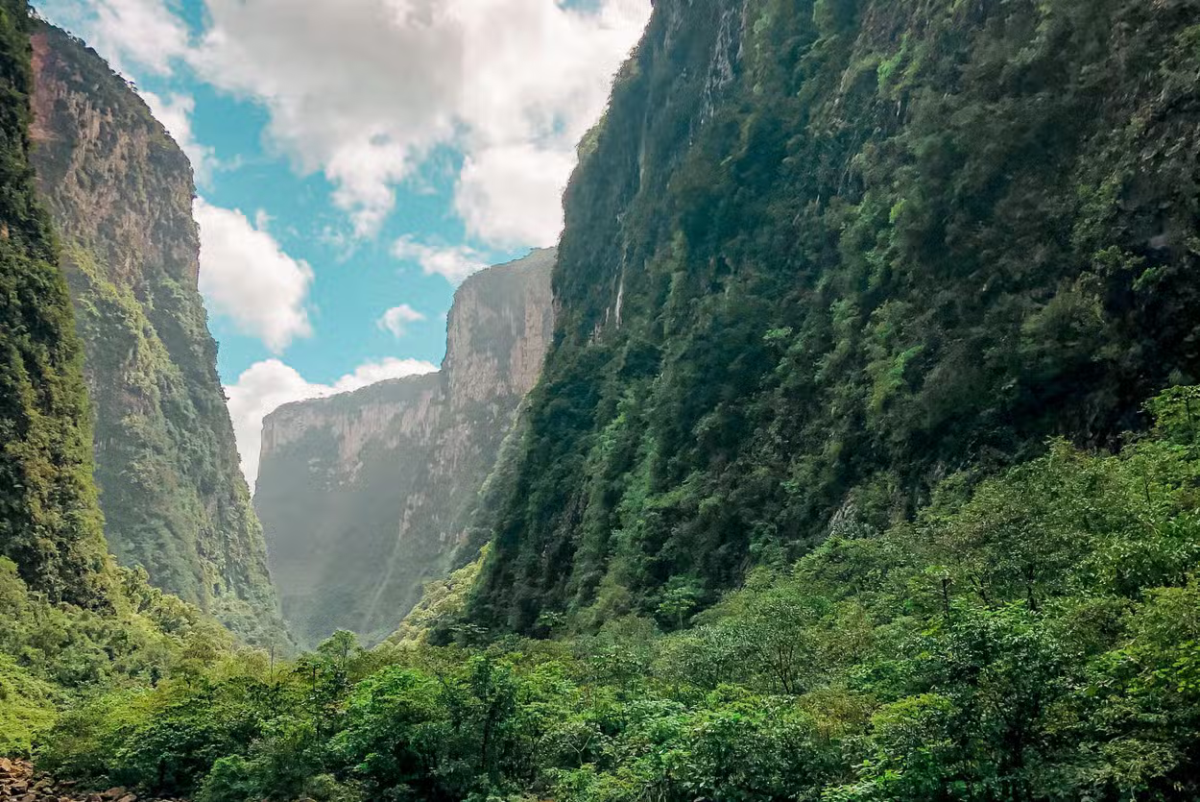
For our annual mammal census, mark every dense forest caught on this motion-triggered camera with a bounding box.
[30,389,1200,800]
[5,0,1200,800]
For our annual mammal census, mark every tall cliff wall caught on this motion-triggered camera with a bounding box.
[28,24,286,646]
[255,248,555,647]
[467,0,1200,634]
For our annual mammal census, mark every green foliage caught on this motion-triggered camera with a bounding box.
[0,655,58,755]
[0,0,108,608]
[29,23,286,647]
[387,547,489,646]
[0,5,264,763]
[0,552,243,764]
[34,386,1200,800]
[469,0,1200,633]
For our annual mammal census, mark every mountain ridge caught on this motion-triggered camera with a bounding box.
[468,0,1200,633]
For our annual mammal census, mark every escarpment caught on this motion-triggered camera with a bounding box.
[28,24,286,647]
[255,248,555,648]
[467,0,1200,634]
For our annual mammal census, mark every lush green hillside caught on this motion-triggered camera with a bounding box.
[469,0,1200,634]
[0,0,106,609]
[34,387,1200,800]
[0,0,239,757]
[27,24,286,647]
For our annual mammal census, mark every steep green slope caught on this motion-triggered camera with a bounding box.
[471,0,1200,633]
[0,0,106,608]
[27,24,285,646]
[0,1,236,757]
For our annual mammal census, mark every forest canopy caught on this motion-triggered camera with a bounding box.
[31,386,1200,801]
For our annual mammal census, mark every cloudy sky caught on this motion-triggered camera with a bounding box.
[37,0,650,486]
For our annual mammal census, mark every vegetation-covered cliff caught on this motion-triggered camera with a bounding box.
[0,0,238,758]
[255,249,554,647]
[27,24,285,646]
[469,0,1200,633]
[0,0,106,610]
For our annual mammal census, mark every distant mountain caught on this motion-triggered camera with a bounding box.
[255,248,555,648]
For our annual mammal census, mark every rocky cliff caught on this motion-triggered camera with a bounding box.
[255,248,555,647]
[467,0,1200,634]
[28,24,286,646]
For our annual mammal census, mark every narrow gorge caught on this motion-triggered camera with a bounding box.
[254,248,555,647]
[8,0,1200,798]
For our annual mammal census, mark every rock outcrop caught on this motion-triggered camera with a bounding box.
[28,24,286,647]
[255,249,555,647]
[0,759,182,802]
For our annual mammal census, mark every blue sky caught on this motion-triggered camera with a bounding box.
[36,0,650,483]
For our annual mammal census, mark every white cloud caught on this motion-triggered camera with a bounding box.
[195,198,314,353]
[189,0,650,243]
[40,0,650,245]
[226,357,438,488]
[392,236,490,285]
[331,358,438,392]
[141,90,218,183]
[455,143,577,247]
[377,304,426,339]
[39,0,189,77]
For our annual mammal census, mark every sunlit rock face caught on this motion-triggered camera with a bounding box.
[256,248,555,648]
[29,24,287,648]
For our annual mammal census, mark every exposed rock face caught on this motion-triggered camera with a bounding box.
[28,25,286,647]
[255,249,555,647]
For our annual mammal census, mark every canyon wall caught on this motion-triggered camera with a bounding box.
[29,24,286,646]
[255,248,555,647]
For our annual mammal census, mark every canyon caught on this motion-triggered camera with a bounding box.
[255,248,555,647]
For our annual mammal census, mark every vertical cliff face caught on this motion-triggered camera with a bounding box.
[0,2,109,609]
[467,0,1200,634]
[255,249,554,647]
[28,24,286,646]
